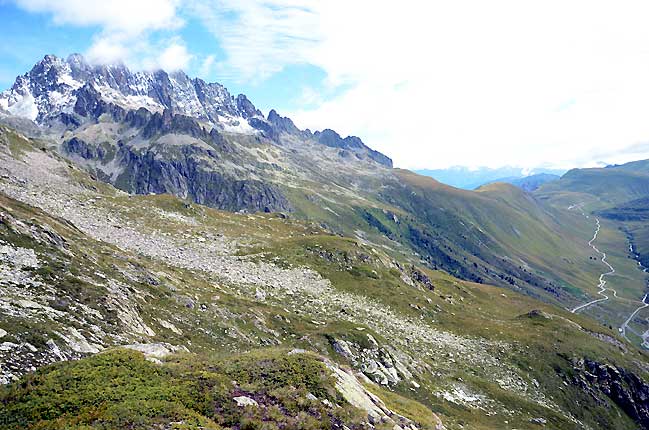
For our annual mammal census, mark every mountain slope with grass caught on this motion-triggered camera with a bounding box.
[2,55,649,429]
[1,120,649,430]
[533,160,649,348]
[0,55,610,306]
[536,160,649,209]
[483,173,560,192]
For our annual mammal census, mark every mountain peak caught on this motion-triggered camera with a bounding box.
[66,52,85,63]
[1,54,393,168]
[1,54,255,128]
[267,109,300,135]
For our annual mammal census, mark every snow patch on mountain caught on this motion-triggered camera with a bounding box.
[0,54,266,135]
[96,85,164,114]
[57,73,83,90]
[220,115,258,135]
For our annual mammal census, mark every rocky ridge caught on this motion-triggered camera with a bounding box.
[0,54,392,164]
[568,357,649,428]
[0,55,393,214]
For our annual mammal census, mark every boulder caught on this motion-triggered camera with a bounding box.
[233,396,258,407]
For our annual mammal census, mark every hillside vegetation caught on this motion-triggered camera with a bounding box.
[1,126,649,429]
[2,54,649,429]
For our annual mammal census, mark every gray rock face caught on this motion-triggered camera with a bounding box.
[568,357,649,429]
[63,137,108,160]
[1,54,393,167]
[124,343,189,363]
[59,84,292,213]
[63,134,292,213]
[236,94,262,119]
[325,358,445,429]
[331,338,420,387]
[117,149,292,213]
[233,396,259,407]
[267,109,302,136]
[314,129,393,167]
[2,54,393,214]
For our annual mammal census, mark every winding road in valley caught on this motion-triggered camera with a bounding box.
[569,203,649,341]
[620,294,649,339]
[620,244,649,340]
[571,216,618,313]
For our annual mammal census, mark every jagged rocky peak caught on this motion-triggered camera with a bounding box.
[0,53,261,130]
[262,110,392,167]
[236,94,262,119]
[313,128,393,167]
[0,54,80,121]
[266,108,304,137]
[0,53,393,167]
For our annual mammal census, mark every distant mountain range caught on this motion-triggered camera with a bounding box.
[485,173,561,192]
[416,166,566,190]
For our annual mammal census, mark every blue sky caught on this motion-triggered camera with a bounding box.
[3,0,649,170]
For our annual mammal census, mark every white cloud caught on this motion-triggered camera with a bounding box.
[199,55,216,78]
[157,42,193,71]
[294,85,324,107]
[85,36,130,66]
[15,0,649,169]
[199,0,649,169]
[14,0,187,72]
[188,0,321,81]
[14,0,182,35]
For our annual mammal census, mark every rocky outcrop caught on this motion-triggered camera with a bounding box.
[233,395,259,407]
[569,357,649,429]
[139,108,223,145]
[62,137,109,160]
[124,343,189,364]
[267,109,302,135]
[111,145,292,213]
[236,94,262,119]
[331,337,423,387]
[313,129,393,167]
[409,265,435,290]
[326,359,445,429]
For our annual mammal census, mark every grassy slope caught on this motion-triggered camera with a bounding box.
[285,165,609,311]
[1,126,649,429]
[388,171,604,304]
[15,119,632,328]
[536,161,649,209]
[2,190,646,429]
[533,161,649,343]
[251,232,646,429]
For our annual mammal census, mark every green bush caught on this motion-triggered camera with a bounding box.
[0,348,365,430]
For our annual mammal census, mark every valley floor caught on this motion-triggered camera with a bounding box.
[567,204,649,348]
